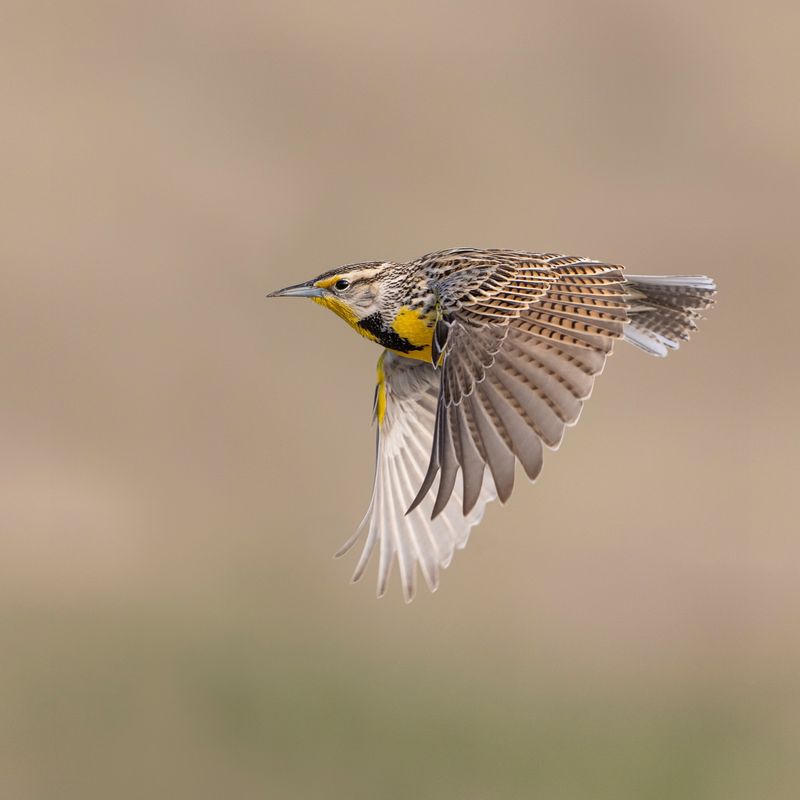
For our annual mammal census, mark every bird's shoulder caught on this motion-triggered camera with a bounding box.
[402,248,565,322]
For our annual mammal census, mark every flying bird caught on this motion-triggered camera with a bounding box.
[268,249,716,601]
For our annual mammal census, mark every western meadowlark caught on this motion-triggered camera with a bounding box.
[269,248,716,601]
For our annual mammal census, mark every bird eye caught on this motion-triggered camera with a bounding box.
[334,278,350,291]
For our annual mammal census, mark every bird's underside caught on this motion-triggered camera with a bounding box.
[334,250,716,602]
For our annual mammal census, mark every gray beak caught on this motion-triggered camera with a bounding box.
[267,281,325,299]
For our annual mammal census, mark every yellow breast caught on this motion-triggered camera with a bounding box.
[390,306,436,362]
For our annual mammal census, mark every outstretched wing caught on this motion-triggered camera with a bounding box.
[336,351,497,602]
[411,253,630,516]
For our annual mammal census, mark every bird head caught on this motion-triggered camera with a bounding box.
[268,261,393,330]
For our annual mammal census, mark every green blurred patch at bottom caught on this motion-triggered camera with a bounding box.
[1,614,794,800]
[182,640,783,800]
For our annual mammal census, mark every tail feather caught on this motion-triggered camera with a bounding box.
[624,274,716,357]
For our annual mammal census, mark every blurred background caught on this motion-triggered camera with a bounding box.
[2,1,798,797]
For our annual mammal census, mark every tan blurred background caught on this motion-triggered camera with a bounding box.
[1,1,798,797]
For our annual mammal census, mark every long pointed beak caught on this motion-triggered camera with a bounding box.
[266,281,324,299]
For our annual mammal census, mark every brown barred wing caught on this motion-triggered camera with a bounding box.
[410,257,628,517]
[429,248,556,326]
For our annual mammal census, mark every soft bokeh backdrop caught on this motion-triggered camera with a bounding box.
[2,1,798,797]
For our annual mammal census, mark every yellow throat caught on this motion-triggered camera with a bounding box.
[312,296,436,363]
